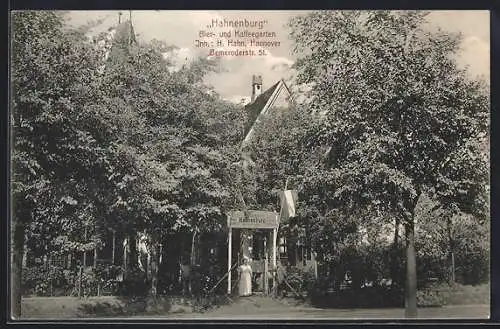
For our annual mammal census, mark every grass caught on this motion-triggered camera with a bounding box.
[20,294,233,319]
[447,282,490,305]
[18,283,490,319]
[21,295,183,319]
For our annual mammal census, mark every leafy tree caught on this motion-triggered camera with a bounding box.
[11,11,117,316]
[288,10,489,317]
[248,102,314,209]
[11,10,246,304]
[415,191,489,285]
[433,134,489,282]
[90,24,246,294]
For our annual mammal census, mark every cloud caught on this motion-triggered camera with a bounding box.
[426,11,490,81]
[162,47,197,72]
[163,11,297,99]
[458,36,490,80]
[66,10,490,98]
[66,10,296,99]
[224,95,251,105]
[266,56,294,72]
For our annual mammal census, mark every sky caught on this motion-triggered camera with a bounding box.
[67,10,490,103]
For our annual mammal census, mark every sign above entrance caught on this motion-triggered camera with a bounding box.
[227,210,279,229]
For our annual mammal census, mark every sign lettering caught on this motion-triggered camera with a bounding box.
[227,210,279,229]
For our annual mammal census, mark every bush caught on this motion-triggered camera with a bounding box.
[418,282,490,306]
[416,284,450,307]
[199,271,220,296]
[22,266,47,296]
[80,268,99,297]
[23,264,124,297]
[282,267,317,296]
[456,252,490,285]
[94,264,122,281]
[22,265,69,296]
[119,267,149,297]
[93,264,123,295]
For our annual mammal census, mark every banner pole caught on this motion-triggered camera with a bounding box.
[272,226,277,296]
[264,237,268,295]
[228,218,232,295]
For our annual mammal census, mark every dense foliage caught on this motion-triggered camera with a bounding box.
[11,11,246,314]
[245,10,490,312]
[11,10,489,317]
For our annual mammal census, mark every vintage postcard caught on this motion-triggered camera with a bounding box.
[9,9,490,321]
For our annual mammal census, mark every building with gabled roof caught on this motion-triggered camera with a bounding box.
[233,76,318,285]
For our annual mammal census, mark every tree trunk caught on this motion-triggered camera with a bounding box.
[405,219,417,318]
[11,218,25,319]
[451,250,455,283]
[49,256,53,297]
[351,262,362,291]
[78,266,83,298]
[403,191,421,319]
[67,252,72,269]
[112,230,116,265]
[190,231,197,267]
[150,240,160,297]
[129,234,138,270]
[447,216,456,283]
[190,231,198,295]
[391,217,400,289]
[22,241,28,268]
[83,226,88,267]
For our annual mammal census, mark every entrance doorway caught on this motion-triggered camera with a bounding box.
[227,211,279,296]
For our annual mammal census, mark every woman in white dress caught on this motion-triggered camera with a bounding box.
[238,256,252,297]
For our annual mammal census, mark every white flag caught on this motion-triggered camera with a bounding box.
[281,190,298,218]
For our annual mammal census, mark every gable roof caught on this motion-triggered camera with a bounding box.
[242,79,293,146]
[244,81,280,135]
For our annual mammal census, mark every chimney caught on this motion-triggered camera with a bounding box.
[251,75,263,102]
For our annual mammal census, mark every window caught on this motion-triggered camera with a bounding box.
[296,228,312,265]
[279,237,287,259]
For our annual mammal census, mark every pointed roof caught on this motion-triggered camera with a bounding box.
[244,81,280,135]
[115,20,136,46]
[107,20,137,64]
[242,79,294,146]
